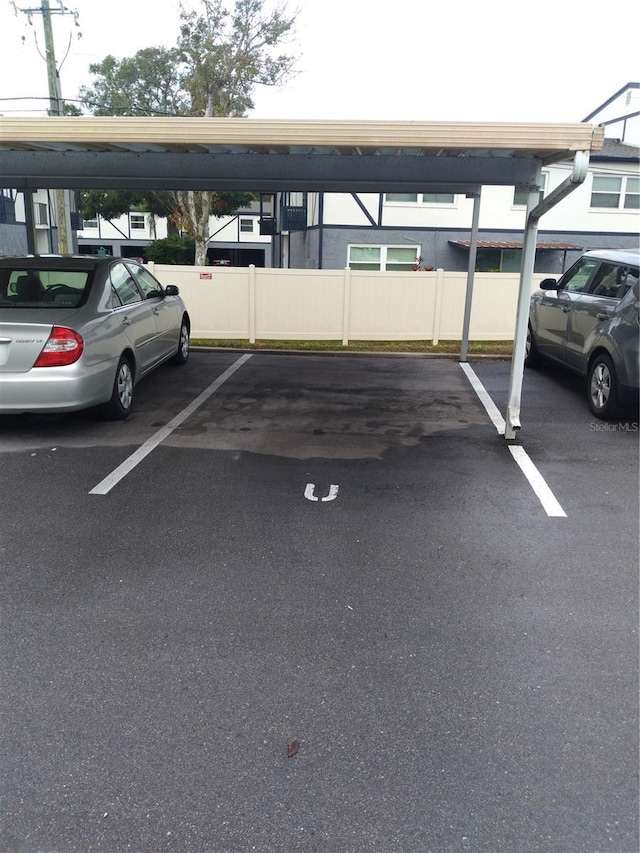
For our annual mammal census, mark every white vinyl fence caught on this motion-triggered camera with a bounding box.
[145,263,549,344]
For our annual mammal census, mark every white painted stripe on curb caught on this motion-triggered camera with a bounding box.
[459,362,506,434]
[508,445,567,518]
[90,353,253,496]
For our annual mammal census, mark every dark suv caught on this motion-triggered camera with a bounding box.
[526,248,639,419]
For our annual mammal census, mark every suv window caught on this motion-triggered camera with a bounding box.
[589,263,640,300]
[561,257,599,292]
[623,266,639,298]
[589,263,626,299]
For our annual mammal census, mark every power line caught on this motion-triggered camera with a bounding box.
[11,1,80,28]
[0,95,179,116]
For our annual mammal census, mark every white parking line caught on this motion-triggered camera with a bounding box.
[459,362,567,517]
[508,445,567,517]
[89,353,253,496]
[459,362,506,434]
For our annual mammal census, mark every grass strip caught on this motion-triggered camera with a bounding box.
[191,339,514,356]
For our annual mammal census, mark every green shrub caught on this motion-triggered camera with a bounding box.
[145,235,195,265]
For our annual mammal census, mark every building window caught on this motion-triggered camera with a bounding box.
[83,216,98,229]
[386,246,420,271]
[422,193,454,204]
[623,176,639,209]
[34,202,49,226]
[129,213,146,230]
[513,173,547,206]
[385,193,455,205]
[240,218,254,232]
[0,193,16,224]
[349,246,381,270]
[386,193,418,203]
[348,244,419,271]
[590,174,640,210]
[476,248,522,273]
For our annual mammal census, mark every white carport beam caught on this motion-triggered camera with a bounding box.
[505,151,590,439]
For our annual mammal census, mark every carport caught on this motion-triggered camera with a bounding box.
[0,116,605,438]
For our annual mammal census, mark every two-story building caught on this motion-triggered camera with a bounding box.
[0,187,76,255]
[75,201,272,266]
[269,83,639,274]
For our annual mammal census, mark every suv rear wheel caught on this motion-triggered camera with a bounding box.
[588,352,620,419]
[525,323,541,368]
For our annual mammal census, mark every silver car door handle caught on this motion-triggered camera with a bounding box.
[122,317,131,326]
[562,305,571,313]
[153,308,160,315]
[596,312,609,320]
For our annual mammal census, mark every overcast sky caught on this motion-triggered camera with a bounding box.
[1,0,639,123]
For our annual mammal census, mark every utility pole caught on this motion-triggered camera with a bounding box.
[41,0,61,116]
[13,0,79,253]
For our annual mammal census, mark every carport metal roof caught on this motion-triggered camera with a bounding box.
[0,116,604,192]
[0,116,606,440]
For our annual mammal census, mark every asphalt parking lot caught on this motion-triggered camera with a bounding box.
[1,351,638,853]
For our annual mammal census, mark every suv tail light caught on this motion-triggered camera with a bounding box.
[34,326,84,367]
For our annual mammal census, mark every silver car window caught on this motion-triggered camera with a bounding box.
[0,268,90,307]
[110,263,143,306]
[126,264,164,299]
[107,285,123,309]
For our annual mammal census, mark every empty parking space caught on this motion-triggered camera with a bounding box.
[1,352,637,852]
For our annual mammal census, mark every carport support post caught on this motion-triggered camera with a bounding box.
[505,183,540,439]
[342,266,352,346]
[249,264,257,344]
[505,151,590,440]
[460,191,482,362]
[23,190,37,254]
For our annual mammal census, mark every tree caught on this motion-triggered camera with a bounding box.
[79,48,188,117]
[178,0,298,118]
[81,189,179,237]
[78,0,298,264]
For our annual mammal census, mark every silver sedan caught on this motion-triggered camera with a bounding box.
[0,255,190,418]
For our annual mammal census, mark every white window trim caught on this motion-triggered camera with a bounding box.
[384,193,457,207]
[129,213,146,230]
[34,202,49,227]
[590,173,638,211]
[348,243,421,271]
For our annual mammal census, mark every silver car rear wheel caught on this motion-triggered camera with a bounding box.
[116,361,133,409]
[100,356,134,420]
